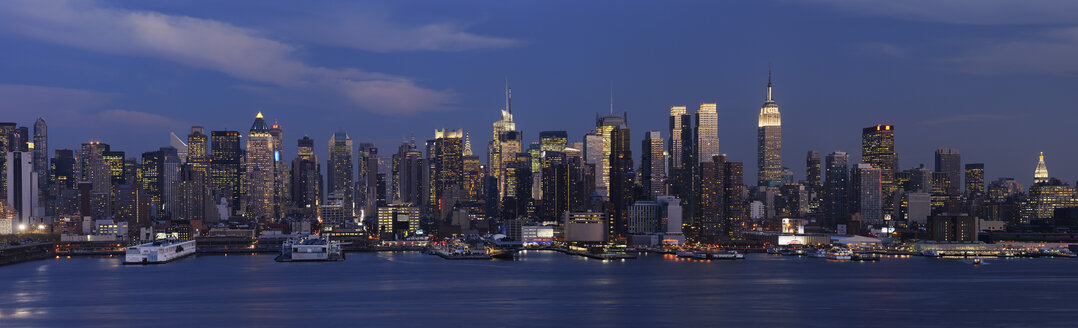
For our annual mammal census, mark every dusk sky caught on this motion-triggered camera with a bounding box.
[2,0,1076,187]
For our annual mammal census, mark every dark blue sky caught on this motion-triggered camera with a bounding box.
[1,0,1076,187]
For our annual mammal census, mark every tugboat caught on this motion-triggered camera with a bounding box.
[275,235,344,262]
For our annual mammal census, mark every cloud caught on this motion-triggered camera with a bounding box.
[916,114,1017,126]
[0,84,183,130]
[0,0,456,114]
[854,42,906,58]
[806,0,1078,25]
[280,9,522,52]
[952,28,1078,75]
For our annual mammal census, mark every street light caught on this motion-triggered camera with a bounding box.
[17,224,26,232]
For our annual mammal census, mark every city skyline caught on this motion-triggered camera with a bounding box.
[0,1,1075,187]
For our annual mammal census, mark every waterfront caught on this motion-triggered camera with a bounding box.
[1,252,1077,327]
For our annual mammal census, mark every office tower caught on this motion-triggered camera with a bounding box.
[245,112,275,222]
[528,142,542,200]
[806,151,821,187]
[540,131,568,153]
[927,215,979,242]
[376,203,422,240]
[862,125,897,216]
[696,103,719,164]
[489,84,516,198]
[965,163,985,196]
[170,132,188,164]
[5,151,39,227]
[32,118,47,202]
[540,150,569,221]
[595,112,628,198]
[641,130,665,198]
[80,142,112,219]
[564,147,590,213]
[669,106,688,171]
[431,129,464,216]
[757,72,782,187]
[608,127,633,241]
[185,126,210,221]
[721,158,746,238]
[327,131,354,218]
[627,201,662,235]
[48,149,77,217]
[583,132,603,192]
[501,153,531,219]
[851,163,883,224]
[824,151,850,228]
[698,155,724,242]
[102,151,125,186]
[112,184,149,229]
[668,106,695,231]
[934,148,961,196]
[1021,178,1077,221]
[394,142,425,206]
[211,130,243,215]
[1034,152,1048,184]
[161,147,182,216]
[0,122,17,198]
[269,121,288,220]
[496,131,522,199]
[290,136,321,218]
[358,143,379,218]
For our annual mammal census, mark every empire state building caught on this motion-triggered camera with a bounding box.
[757,70,782,187]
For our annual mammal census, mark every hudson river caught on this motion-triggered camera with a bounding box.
[2,252,1077,327]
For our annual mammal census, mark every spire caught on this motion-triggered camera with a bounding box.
[505,78,511,114]
[766,66,774,103]
[609,81,614,115]
[463,132,473,156]
[1035,151,1049,184]
[256,111,264,119]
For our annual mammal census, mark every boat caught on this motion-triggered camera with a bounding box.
[124,238,196,264]
[487,246,517,260]
[824,247,852,260]
[971,258,983,265]
[782,248,806,256]
[709,250,745,260]
[275,235,344,262]
[997,251,1015,258]
[766,246,781,254]
[921,250,941,257]
[676,251,695,258]
[692,252,709,259]
[808,248,827,258]
[851,252,880,261]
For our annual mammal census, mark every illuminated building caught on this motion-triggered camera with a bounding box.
[376,203,421,240]
[927,215,978,242]
[245,112,275,222]
[5,151,39,227]
[357,143,378,220]
[0,122,17,198]
[608,127,633,241]
[170,132,188,164]
[327,131,354,218]
[862,125,897,217]
[627,201,662,234]
[32,118,47,205]
[497,131,522,199]
[596,112,627,197]
[964,163,984,196]
[934,148,961,197]
[290,136,321,218]
[696,103,719,164]
[823,151,850,228]
[112,184,149,229]
[757,71,782,187]
[668,106,695,234]
[564,212,607,243]
[1034,152,1048,184]
[184,126,210,222]
[540,131,568,153]
[210,130,242,215]
[641,130,665,198]
[430,129,464,216]
[1022,178,1077,221]
[721,158,745,238]
[269,121,287,221]
[698,155,724,241]
[393,142,425,207]
[101,150,126,186]
[489,83,516,199]
[81,142,112,219]
[850,163,882,224]
[583,132,602,193]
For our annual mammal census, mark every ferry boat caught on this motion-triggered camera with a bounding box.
[676,251,695,258]
[851,252,880,261]
[824,247,852,260]
[124,239,196,264]
[275,235,344,262]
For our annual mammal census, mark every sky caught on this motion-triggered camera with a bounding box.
[1,0,1076,188]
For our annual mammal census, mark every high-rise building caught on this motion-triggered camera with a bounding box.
[757,72,782,187]
[698,155,724,241]
[721,159,746,238]
[824,151,850,228]
[1022,178,1077,221]
[641,130,665,198]
[862,125,897,217]
[851,163,882,224]
[393,142,425,206]
[32,118,47,204]
[269,121,288,220]
[290,136,321,218]
[185,126,210,222]
[596,112,628,198]
[540,151,569,221]
[5,151,39,228]
[357,142,378,219]
[669,106,688,171]
[965,163,985,196]
[608,127,634,241]
[696,103,719,164]
[0,123,18,199]
[806,151,821,187]
[497,131,522,199]
[430,129,464,216]
[170,132,188,164]
[489,84,516,199]
[934,148,961,196]
[539,131,568,153]
[668,106,695,232]
[211,130,243,215]
[583,132,603,194]
[245,112,276,222]
[327,131,354,218]
[1034,152,1049,184]
[80,142,112,219]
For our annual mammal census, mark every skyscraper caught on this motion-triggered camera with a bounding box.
[0,122,17,199]
[698,155,724,242]
[431,129,464,216]
[824,151,850,228]
[641,130,665,198]
[185,126,210,222]
[170,132,188,164]
[245,112,275,222]
[596,112,628,197]
[965,163,985,196]
[498,131,522,198]
[32,118,47,204]
[862,125,897,218]
[211,130,243,215]
[269,121,288,221]
[806,151,821,187]
[851,163,882,224]
[328,131,354,218]
[393,142,424,206]
[489,83,516,199]
[757,72,782,187]
[290,136,321,218]
[1034,152,1048,184]
[934,148,961,196]
[608,126,633,241]
[696,103,719,164]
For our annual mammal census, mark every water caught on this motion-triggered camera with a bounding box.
[1,252,1077,327]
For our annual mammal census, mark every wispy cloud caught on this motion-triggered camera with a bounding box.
[952,28,1078,75]
[278,8,522,52]
[0,84,183,130]
[0,0,462,115]
[916,114,1017,126]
